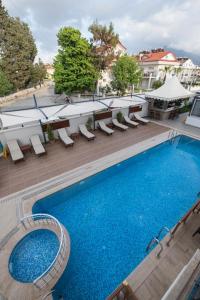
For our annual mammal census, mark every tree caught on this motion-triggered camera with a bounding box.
[89,21,119,71]
[0,1,37,91]
[0,70,13,96]
[111,55,142,95]
[54,27,99,94]
[152,80,163,89]
[31,59,47,86]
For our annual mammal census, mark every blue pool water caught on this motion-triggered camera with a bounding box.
[9,229,59,283]
[33,135,200,300]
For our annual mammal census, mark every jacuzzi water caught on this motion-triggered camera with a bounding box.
[33,135,200,300]
[9,229,59,283]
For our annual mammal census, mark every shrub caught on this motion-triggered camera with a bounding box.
[116,111,124,123]
[86,117,93,130]
[47,124,54,141]
[152,80,163,89]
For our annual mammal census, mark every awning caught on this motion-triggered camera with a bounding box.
[145,76,193,101]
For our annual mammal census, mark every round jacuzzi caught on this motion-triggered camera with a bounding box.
[8,229,59,283]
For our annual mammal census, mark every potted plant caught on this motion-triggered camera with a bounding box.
[86,117,93,131]
[47,124,55,143]
[116,111,124,123]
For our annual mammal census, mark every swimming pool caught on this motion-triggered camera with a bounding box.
[9,229,59,283]
[33,135,200,300]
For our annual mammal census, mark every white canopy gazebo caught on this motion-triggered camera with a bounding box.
[145,76,194,120]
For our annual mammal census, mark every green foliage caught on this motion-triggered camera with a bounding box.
[86,117,93,131]
[89,21,119,71]
[47,124,54,141]
[111,55,142,95]
[0,69,13,96]
[54,27,99,94]
[0,1,37,91]
[116,111,124,123]
[152,80,163,89]
[31,59,47,87]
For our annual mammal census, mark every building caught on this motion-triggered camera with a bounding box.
[44,64,54,80]
[97,42,127,93]
[137,48,200,90]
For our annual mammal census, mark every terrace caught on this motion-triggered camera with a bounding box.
[0,122,167,198]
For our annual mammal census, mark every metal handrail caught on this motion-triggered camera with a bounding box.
[167,198,200,245]
[156,226,173,246]
[20,213,64,287]
[146,237,163,258]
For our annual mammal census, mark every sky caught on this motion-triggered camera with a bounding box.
[3,0,200,63]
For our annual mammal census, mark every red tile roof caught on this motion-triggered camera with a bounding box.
[140,51,177,62]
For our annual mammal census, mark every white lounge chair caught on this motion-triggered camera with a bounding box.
[112,119,128,131]
[79,124,95,141]
[133,113,149,125]
[7,139,24,163]
[30,135,46,156]
[124,116,139,128]
[98,121,114,135]
[58,128,74,147]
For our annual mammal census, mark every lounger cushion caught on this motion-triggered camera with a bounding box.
[58,128,74,146]
[112,119,128,130]
[30,135,46,155]
[79,124,95,139]
[98,121,114,134]
[124,116,139,127]
[134,113,149,124]
[7,139,24,161]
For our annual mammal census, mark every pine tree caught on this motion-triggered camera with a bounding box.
[89,21,119,71]
[31,58,47,87]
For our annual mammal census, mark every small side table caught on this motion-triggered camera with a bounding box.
[21,144,32,154]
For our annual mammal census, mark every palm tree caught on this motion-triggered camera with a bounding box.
[163,66,172,81]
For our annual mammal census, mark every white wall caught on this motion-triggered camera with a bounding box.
[0,102,149,146]
[0,123,44,147]
[185,115,200,128]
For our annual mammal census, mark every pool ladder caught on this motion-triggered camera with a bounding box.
[168,129,178,143]
[146,226,173,258]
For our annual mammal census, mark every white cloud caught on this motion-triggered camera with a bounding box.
[2,0,200,62]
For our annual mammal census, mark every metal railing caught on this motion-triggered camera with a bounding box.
[146,237,163,258]
[20,213,68,290]
[168,129,178,143]
[146,198,200,258]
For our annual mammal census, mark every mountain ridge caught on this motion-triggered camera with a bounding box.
[165,46,200,65]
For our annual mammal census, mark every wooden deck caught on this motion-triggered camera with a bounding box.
[126,212,200,300]
[0,123,168,198]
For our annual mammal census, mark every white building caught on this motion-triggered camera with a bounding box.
[98,42,127,93]
[137,49,200,90]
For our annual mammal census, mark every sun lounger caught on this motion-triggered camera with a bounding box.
[133,113,149,125]
[30,135,46,156]
[7,139,24,163]
[112,119,128,131]
[98,121,114,135]
[58,128,74,147]
[124,116,139,128]
[79,124,95,141]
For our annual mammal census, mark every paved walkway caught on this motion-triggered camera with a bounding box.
[153,113,200,139]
